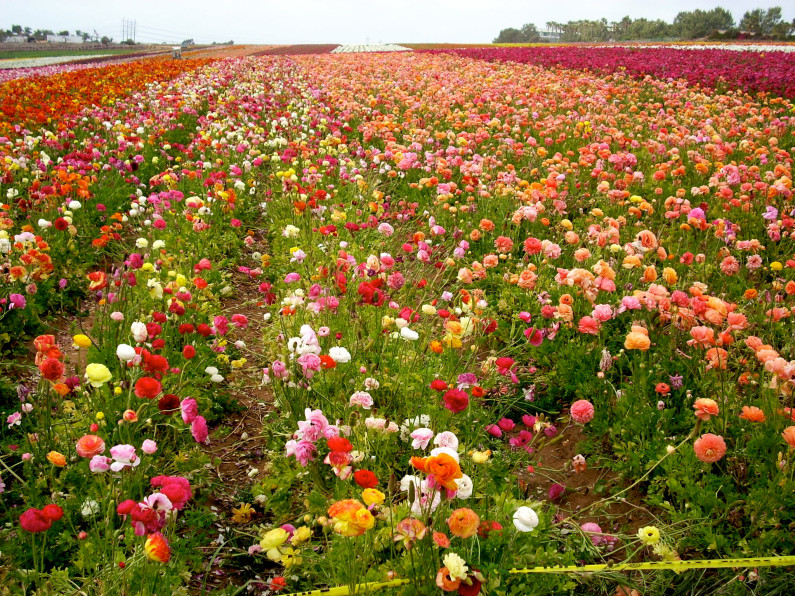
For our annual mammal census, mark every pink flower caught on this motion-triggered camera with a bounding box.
[285,439,317,466]
[191,416,208,444]
[297,409,329,442]
[141,439,158,455]
[578,316,600,335]
[297,353,322,379]
[433,431,459,451]
[410,428,434,449]
[109,445,139,472]
[272,360,289,379]
[180,398,198,424]
[693,433,726,463]
[89,455,111,473]
[486,424,503,438]
[284,272,301,283]
[349,391,374,409]
[570,400,595,424]
[7,412,22,428]
[591,304,613,322]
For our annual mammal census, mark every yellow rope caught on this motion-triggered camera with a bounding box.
[281,555,795,595]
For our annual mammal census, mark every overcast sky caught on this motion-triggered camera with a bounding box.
[4,1,793,45]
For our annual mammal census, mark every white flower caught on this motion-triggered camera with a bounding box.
[513,506,539,532]
[116,343,137,362]
[205,366,219,375]
[328,346,351,363]
[364,377,379,390]
[430,446,459,462]
[442,552,468,581]
[131,321,148,343]
[399,475,422,494]
[433,431,459,451]
[81,499,100,517]
[68,200,82,210]
[152,239,165,250]
[210,374,224,383]
[38,219,52,229]
[410,428,434,450]
[135,238,149,248]
[400,327,419,341]
[455,474,473,499]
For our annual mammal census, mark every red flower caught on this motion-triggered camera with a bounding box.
[327,436,352,452]
[157,393,181,414]
[269,577,287,591]
[143,353,169,373]
[319,354,337,369]
[182,345,196,359]
[430,379,449,392]
[134,377,162,399]
[353,469,378,488]
[443,389,469,413]
[38,357,65,381]
[20,508,52,533]
[42,504,64,521]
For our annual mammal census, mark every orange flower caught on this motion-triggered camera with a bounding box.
[692,398,719,421]
[782,426,795,449]
[47,451,67,467]
[693,434,726,463]
[436,567,461,592]
[145,532,171,563]
[430,341,444,354]
[447,508,480,539]
[327,499,374,537]
[739,406,765,423]
[433,531,451,548]
[76,435,106,458]
[744,288,758,300]
[411,454,462,490]
[624,330,650,351]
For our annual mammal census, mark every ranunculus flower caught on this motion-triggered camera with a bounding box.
[134,377,162,399]
[116,344,137,361]
[353,469,378,489]
[328,499,374,536]
[447,508,480,538]
[570,400,594,424]
[191,416,208,443]
[20,508,52,533]
[180,398,198,424]
[145,532,171,563]
[89,455,111,473]
[141,439,158,455]
[76,434,105,458]
[85,363,112,387]
[693,433,726,463]
[42,504,63,521]
[443,389,469,413]
[513,506,539,532]
[38,357,65,381]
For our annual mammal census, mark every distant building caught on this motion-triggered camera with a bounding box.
[5,35,29,43]
[539,30,562,42]
[46,35,84,43]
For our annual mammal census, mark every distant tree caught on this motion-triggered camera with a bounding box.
[520,23,541,42]
[100,36,112,45]
[493,28,524,43]
[11,25,23,35]
[674,7,734,38]
[58,30,70,36]
[740,7,782,35]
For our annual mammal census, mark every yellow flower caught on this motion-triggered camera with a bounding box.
[442,552,468,581]
[291,526,311,546]
[260,528,289,562]
[231,358,247,369]
[362,488,385,507]
[72,334,91,349]
[231,503,255,524]
[637,526,660,546]
[471,450,491,464]
[85,363,112,388]
[47,451,67,467]
[771,261,782,271]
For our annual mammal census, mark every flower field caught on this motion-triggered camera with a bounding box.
[0,46,794,595]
